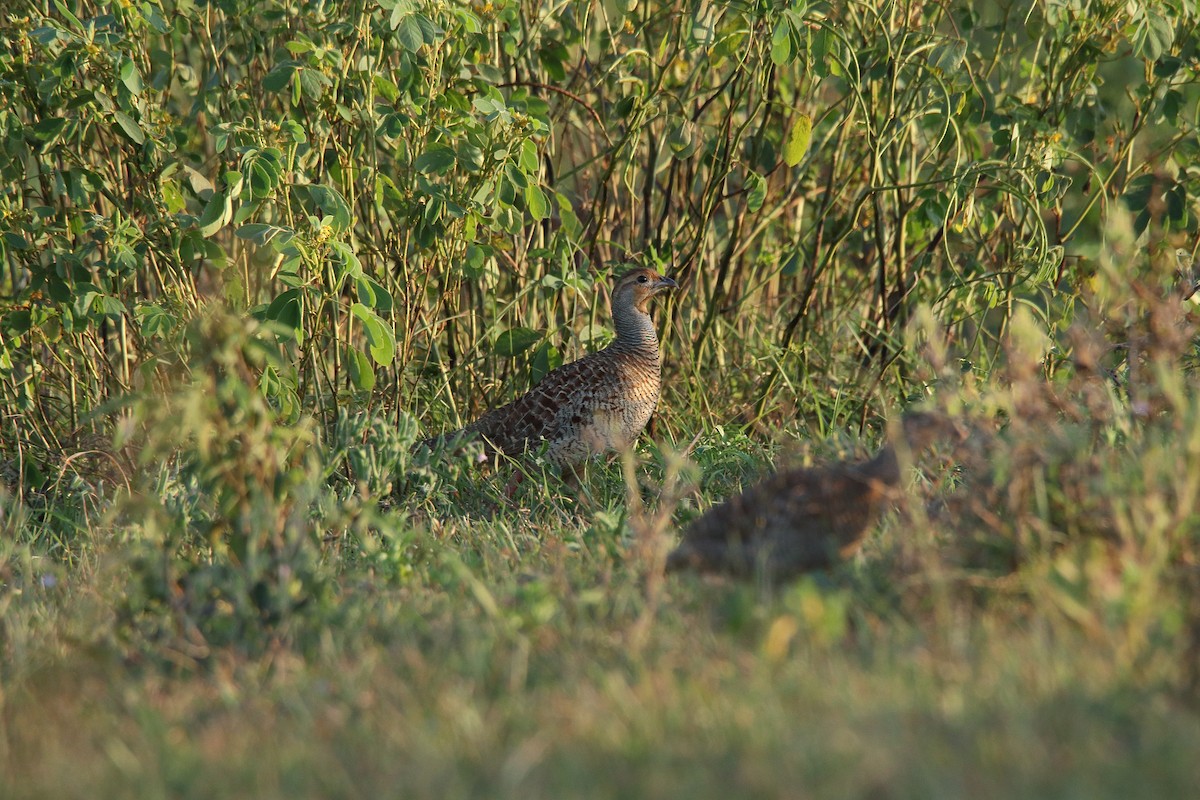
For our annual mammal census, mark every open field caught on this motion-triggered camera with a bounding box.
[3,0,1200,796]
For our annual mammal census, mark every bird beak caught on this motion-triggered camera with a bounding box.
[657,276,678,291]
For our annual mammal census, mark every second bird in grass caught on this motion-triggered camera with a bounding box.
[666,412,965,581]
[417,267,677,470]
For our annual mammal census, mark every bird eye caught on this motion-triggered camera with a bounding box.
[637,275,648,283]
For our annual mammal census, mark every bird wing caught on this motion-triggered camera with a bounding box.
[465,350,614,456]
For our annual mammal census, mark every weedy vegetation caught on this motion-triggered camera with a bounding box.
[3,0,1200,797]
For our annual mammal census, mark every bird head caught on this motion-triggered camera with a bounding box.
[613,267,678,313]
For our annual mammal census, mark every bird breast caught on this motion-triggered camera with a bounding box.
[546,351,661,464]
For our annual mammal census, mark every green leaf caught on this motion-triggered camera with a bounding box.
[473,95,505,117]
[373,75,400,103]
[98,296,126,318]
[262,61,299,93]
[456,141,484,172]
[347,348,376,392]
[396,15,424,52]
[389,0,414,30]
[265,288,303,341]
[519,139,539,174]
[414,14,443,43]
[330,241,363,280]
[1160,89,1181,125]
[51,0,82,30]
[3,232,30,250]
[929,40,966,73]
[72,282,102,318]
[135,303,177,339]
[504,163,528,190]
[197,189,231,237]
[113,111,145,144]
[745,171,766,213]
[1165,182,1187,224]
[223,170,244,197]
[784,113,812,167]
[236,223,294,248]
[415,144,457,174]
[4,309,32,336]
[770,21,793,66]
[462,242,489,280]
[356,276,393,312]
[667,118,695,157]
[530,340,562,383]
[494,327,542,357]
[525,184,548,221]
[139,3,168,33]
[306,184,352,232]
[161,179,185,214]
[1122,175,1154,214]
[30,117,67,145]
[352,303,396,366]
[1132,10,1174,62]
[298,67,330,101]
[538,42,567,82]
[119,57,143,95]
[782,249,803,276]
[232,200,261,225]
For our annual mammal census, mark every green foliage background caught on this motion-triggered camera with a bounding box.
[3,0,1200,796]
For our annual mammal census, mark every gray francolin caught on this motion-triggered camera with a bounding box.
[416,267,677,470]
[666,412,964,581]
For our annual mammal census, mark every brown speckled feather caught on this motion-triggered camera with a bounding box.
[667,412,962,580]
[417,268,676,468]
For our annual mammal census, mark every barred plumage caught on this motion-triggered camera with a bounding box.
[416,268,677,468]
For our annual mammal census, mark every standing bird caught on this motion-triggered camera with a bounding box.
[416,267,677,471]
[666,412,963,581]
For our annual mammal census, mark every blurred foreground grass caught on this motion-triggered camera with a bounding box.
[3,524,1199,799]
[5,297,1200,797]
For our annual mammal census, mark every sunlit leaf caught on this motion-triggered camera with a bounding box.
[347,347,376,392]
[525,183,548,221]
[770,21,793,66]
[784,113,812,167]
[746,171,766,213]
[352,303,396,366]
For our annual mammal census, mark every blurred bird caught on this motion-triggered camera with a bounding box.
[666,412,965,581]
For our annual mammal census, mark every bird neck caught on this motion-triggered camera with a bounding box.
[609,295,660,358]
